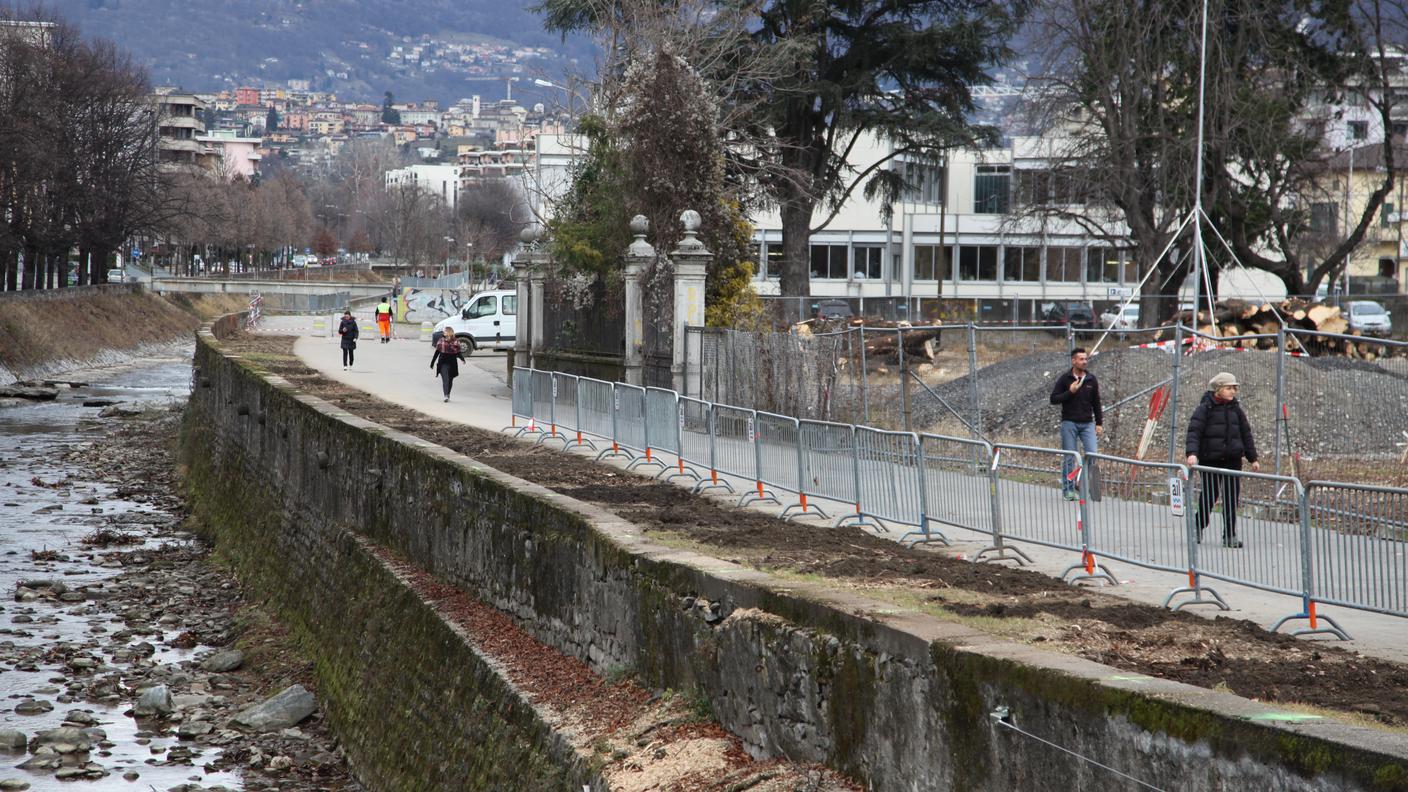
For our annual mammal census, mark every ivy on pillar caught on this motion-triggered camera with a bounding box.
[669,210,710,395]
[622,215,652,387]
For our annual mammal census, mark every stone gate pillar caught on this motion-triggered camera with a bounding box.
[527,240,549,369]
[622,215,653,387]
[669,210,710,395]
[511,227,536,368]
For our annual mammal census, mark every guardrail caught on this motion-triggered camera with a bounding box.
[507,367,1408,641]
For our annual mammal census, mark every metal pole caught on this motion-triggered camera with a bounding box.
[1274,325,1286,477]
[1167,323,1184,464]
[859,326,870,423]
[967,323,981,440]
[683,328,690,399]
[898,328,912,432]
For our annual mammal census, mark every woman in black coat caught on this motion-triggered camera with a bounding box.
[1185,371,1260,548]
[337,311,358,370]
[430,333,466,402]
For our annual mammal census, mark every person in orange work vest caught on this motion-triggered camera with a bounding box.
[374,297,393,343]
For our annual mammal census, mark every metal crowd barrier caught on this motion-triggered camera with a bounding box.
[854,428,925,533]
[910,434,997,550]
[503,367,1408,641]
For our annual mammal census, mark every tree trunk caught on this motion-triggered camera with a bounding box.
[77,248,90,286]
[779,199,813,304]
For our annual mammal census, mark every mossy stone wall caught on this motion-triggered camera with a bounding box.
[182,325,1408,792]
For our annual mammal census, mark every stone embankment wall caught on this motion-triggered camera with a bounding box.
[182,314,1408,792]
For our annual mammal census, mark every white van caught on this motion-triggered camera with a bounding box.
[431,289,518,353]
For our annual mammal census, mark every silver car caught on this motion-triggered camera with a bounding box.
[1346,300,1392,337]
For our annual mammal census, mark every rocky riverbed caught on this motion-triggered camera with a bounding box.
[0,354,358,791]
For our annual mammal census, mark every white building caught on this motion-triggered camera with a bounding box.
[385,164,462,211]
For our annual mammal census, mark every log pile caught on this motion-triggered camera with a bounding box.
[1172,299,1394,359]
[794,319,942,363]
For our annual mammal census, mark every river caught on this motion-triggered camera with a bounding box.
[0,344,244,791]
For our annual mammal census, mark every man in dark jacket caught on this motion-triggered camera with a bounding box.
[1185,371,1260,548]
[1049,348,1103,500]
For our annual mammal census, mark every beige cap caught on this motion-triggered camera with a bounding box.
[1209,372,1239,389]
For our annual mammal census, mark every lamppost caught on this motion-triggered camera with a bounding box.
[533,78,582,118]
[443,236,455,278]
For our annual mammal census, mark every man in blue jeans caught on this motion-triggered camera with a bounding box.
[1049,348,1103,500]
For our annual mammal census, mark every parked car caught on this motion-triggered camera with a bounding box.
[431,289,519,353]
[1043,302,1097,329]
[1346,300,1393,337]
[1100,304,1140,331]
[105,268,137,283]
[814,299,854,321]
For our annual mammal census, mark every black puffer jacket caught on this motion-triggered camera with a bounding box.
[1186,391,1258,463]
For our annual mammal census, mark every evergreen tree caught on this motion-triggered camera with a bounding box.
[381,91,400,124]
[265,105,279,132]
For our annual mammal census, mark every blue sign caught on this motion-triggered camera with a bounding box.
[131,247,142,258]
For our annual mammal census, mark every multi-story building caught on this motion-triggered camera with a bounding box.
[234,86,261,107]
[152,90,218,171]
[195,130,262,180]
[385,164,463,210]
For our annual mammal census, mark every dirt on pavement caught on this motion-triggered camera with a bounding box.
[221,330,1408,731]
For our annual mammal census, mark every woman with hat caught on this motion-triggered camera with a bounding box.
[1185,372,1260,548]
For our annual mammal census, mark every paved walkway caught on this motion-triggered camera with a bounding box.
[264,315,1408,666]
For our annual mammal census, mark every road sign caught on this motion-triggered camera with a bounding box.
[1169,476,1185,517]
[131,247,142,258]
[1107,286,1133,298]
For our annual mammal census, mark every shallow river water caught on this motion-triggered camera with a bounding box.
[0,345,244,790]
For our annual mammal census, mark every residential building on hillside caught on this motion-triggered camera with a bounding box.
[153,91,218,172]
[196,130,262,180]
[386,164,462,210]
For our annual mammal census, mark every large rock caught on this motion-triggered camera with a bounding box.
[199,649,244,673]
[133,685,174,717]
[231,685,315,732]
[0,730,25,751]
[0,385,57,401]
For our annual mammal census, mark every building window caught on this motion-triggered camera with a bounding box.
[1086,247,1120,282]
[1017,169,1086,206]
[809,244,848,280]
[958,246,998,281]
[1382,202,1395,228]
[1309,202,1338,235]
[763,243,784,279]
[901,160,945,204]
[914,245,951,281]
[1047,247,1083,282]
[974,165,1011,214]
[1003,247,1041,281]
[853,245,883,280]
[1349,120,1369,140]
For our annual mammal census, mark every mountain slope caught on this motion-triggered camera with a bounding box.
[46,0,588,104]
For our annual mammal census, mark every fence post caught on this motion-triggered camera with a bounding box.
[1167,322,1184,464]
[859,325,869,424]
[623,216,653,387]
[1274,325,1286,477]
[967,323,981,440]
[898,327,912,432]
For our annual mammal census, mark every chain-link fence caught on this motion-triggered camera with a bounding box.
[686,322,1408,487]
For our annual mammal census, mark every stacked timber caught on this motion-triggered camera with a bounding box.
[1171,299,1392,359]
[794,319,942,363]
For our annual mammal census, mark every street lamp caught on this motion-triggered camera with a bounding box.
[443,236,454,278]
[533,78,580,117]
